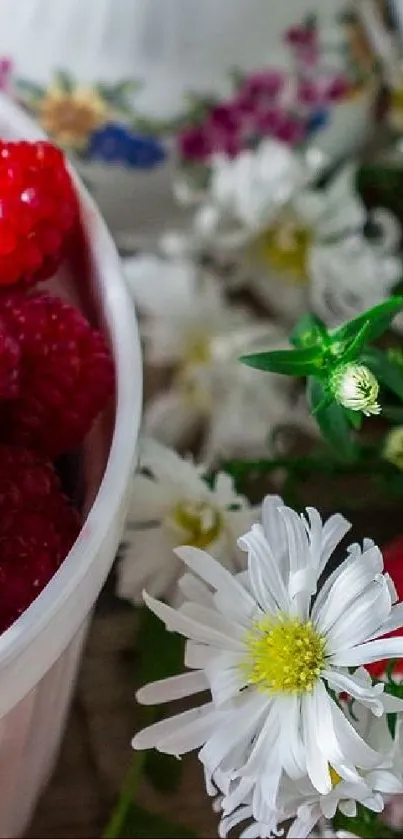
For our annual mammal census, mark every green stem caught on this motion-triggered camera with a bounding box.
[102,750,146,839]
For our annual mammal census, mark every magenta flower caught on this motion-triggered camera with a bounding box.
[178,126,212,162]
[325,75,350,101]
[206,103,239,134]
[255,107,282,136]
[274,114,306,146]
[285,24,317,48]
[0,58,12,92]
[296,78,324,106]
[240,70,285,103]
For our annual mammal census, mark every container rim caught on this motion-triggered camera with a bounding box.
[0,95,142,667]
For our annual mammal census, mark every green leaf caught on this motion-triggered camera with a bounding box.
[54,69,75,92]
[362,346,403,402]
[307,377,358,461]
[145,751,183,794]
[136,607,185,686]
[120,803,197,838]
[344,408,363,430]
[240,346,323,376]
[331,296,403,345]
[15,77,45,103]
[334,804,399,838]
[339,320,373,363]
[290,313,329,349]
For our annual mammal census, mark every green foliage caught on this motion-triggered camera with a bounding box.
[119,803,197,838]
[240,297,403,460]
[333,804,400,838]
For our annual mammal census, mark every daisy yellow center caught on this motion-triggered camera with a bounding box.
[243,614,326,694]
[329,766,342,788]
[167,501,222,548]
[256,219,311,285]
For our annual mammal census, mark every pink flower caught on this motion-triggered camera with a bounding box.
[240,70,285,103]
[206,103,239,134]
[325,75,350,102]
[274,114,306,146]
[255,107,282,136]
[296,78,324,106]
[285,24,317,48]
[178,126,212,162]
[0,58,12,92]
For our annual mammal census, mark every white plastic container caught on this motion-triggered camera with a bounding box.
[0,95,142,838]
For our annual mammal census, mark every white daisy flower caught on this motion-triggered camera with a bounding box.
[191,159,378,323]
[117,438,258,604]
[124,251,309,461]
[217,713,403,839]
[132,495,403,806]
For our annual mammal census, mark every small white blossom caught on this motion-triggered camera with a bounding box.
[124,251,312,461]
[118,438,258,604]
[331,363,381,417]
[132,495,403,811]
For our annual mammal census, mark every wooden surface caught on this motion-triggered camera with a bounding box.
[25,593,217,839]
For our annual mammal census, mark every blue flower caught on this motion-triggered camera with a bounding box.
[86,123,166,169]
[306,108,330,136]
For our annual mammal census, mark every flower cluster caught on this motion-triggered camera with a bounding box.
[177,17,359,166]
[132,494,403,838]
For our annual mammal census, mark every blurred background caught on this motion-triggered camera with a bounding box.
[2,0,403,836]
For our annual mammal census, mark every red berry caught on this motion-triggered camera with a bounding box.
[0,140,78,289]
[0,445,80,631]
[0,322,20,399]
[367,535,403,680]
[0,291,114,456]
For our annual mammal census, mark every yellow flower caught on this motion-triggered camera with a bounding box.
[254,213,311,285]
[384,426,403,471]
[37,84,109,150]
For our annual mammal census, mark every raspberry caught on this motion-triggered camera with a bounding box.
[0,291,114,456]
[0,322,20,398]
[0,445,80,631]
[0,140,78,289]
[367,535,403,680]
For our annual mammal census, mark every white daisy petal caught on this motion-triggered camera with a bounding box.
[178,572,214,607]
[139,437,208,496]
[302,686,332,794]
[318,512,352,574]
[322,669,384,716]
[205,652,245,706]
[331,637,403,667]
[137,671,208,705]
[325,577,392,652]
[174,546,257,619]
[143,591,244,651]
[313,546,384,635]
[238,524,290,611]
[132,702,218,751]
[127,474,173,522]
[339,800,357,818]
[288,809,320,839]
[199,692,268,776]
[185,641,216,670]
[329,698,387,770]
[368,601,403,639]
[117,528,178,604]
[179,602,246,641]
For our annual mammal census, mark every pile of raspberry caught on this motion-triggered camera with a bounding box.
[0,140,114,632]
